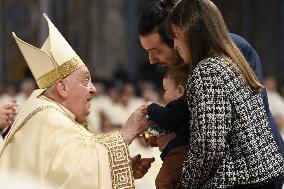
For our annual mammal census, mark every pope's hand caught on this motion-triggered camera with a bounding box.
[121,105,152,145]
[131,154,155,179]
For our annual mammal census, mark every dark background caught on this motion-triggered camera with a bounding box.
[0,0,283,88]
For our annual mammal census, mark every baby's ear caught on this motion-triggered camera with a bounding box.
[178,85,185,97]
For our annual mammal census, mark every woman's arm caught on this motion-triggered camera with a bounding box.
[181,61,231,188]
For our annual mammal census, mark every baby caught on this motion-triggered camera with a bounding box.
[145,63,190,189]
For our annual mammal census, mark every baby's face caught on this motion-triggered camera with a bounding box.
[163,77,184,104]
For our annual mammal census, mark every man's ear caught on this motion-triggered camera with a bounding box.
[177,85,185,98]
[55,80,68,99]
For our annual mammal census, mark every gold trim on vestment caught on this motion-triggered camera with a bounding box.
[77,127,135,189]
[95,131,135,189]
[36,56,84,89]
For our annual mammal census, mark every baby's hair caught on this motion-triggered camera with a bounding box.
[164,63,190,89]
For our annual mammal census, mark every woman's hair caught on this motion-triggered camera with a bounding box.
[165,63,189,90]
[166,0,263,92]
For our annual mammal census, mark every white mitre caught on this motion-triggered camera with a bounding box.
[12,13,84,89]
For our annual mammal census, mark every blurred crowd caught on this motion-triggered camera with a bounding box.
[264,76,284,139]
[1,75,284,137]
[1,75,284,136]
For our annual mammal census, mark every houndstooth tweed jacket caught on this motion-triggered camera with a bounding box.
[181,57,284,189]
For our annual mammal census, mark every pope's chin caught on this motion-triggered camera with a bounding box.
[86,108,91,117]
[86,101,91,114]
[83,106,92,121]
[75,109,89,124]
[76,113,88,124]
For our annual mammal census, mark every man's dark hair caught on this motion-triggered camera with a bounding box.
[138,0,175,48]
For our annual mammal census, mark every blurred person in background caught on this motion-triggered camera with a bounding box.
[100,82,125,130]
[0,83,16,106]
[139,81,161,103]
[0,83,18,142]
[15,78,36,112]
[274,114,284,141]
[119,82,144,124]
[0,101,17,141]
[0,83,4,97]
[90,81,145,133]
[265,76,284,127]
[280,83,284,97]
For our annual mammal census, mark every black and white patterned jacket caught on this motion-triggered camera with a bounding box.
[181,57,284,189]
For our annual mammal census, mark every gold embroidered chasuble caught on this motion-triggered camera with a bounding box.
[0,89,134,189]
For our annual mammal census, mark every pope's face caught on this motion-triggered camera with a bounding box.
[139,32,180,68]
[64,66,96,124]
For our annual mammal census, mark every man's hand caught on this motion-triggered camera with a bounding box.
[121,105,152,145]
[131,154,155,179]
[0,100,17,129]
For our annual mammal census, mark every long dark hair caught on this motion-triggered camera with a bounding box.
[167,0,263,92]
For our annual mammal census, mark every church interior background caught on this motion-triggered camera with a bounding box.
[0,0,283,88]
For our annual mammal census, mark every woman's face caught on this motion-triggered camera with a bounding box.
[172,25,192,65]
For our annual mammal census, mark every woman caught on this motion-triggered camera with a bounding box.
[166,0,284,188]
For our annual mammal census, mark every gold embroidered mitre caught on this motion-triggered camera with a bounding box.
[12,13,84,89]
